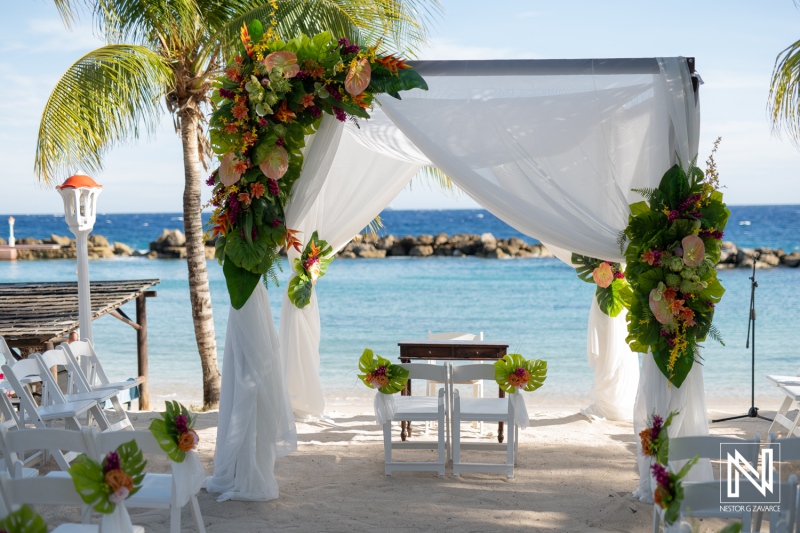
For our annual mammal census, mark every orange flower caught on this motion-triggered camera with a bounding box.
[653,486,665,508]
[308,240,321,260]
[178,429,199,452]
[639,428,653,456]
[232,159,249,175]
[283,228,303,253]
[376,55,410,74]
[668,298,685,316]
[352,92,370,109]
[240,23,254,57]
[250,182,265,199]
[274,101,296,123]
[300,93,315,108]
[105,469,134,492]
[375,375,389,387]
[224,123,239,134]
[241,131,258,147]
[238,192,251,206]
[232,103,249,121]
[225,66,241,83]
[301,59,326,78]
[233,56,244,66]
[364,372,374,384]
[663,287,677,300]
[508,374,521,387]
[679,307,696,326]
[641,249,658,266]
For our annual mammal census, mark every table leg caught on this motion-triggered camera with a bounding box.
[401,364,411,441]
[498,388,505,443]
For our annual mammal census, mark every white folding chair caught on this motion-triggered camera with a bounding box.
[35,348,131,431]
[0,337,18,366]
[760,434,800,532]
[383,364,448,477]
[1,360,99,471]
[450,363,516,478]
[770,383,800,439]
[426,332,484,433]
[650,434,761,533]
[60,340,145,396]
[0,472,145,533]
[88,428,206,533]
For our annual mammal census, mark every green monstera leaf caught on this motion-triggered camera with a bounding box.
[357,349,409,395]
[223,257,262,310]
[494,353,547,393]
[0,505,47,533]
[69,440,146,514]
[596,278,633,317]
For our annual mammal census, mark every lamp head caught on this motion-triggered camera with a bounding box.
[56,174,102,233]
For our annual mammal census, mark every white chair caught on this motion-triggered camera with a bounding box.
[769,382,800,439]
[651,434,762,533]
[426,332,484,433]
[60,340,145,397]
[759,434,800,532]
[88,428,206,533]
[0,337,18,366]
[383,363,448,477]
[449,363,517,478]
[0,472,144,533]
[1,360,100,470]
[35,348,132,431]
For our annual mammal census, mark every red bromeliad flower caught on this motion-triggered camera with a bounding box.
[240,23,254,57]
[225,66,241,82]
[376,55,410,74]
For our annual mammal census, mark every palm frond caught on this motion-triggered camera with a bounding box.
[409,166,459,196]
[92,0,200,48]
[631,187,659,202]
[52,0,92,29]
[706,324,725,346]
[35,45,172,185]
[769,38,800,146]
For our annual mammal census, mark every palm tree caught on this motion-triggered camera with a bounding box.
[38,0,441,409]
[769,27,800,144]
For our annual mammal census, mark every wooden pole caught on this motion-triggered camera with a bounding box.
[136,294,150,410]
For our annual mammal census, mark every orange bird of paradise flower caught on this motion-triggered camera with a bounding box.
[240,23,254,57]
[283,228,303,253]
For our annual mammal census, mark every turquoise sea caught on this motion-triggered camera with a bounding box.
[1,207,799,408]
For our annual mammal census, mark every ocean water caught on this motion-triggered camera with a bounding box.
[0,206,798,408]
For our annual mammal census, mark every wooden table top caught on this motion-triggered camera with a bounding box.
[398,339,509,360]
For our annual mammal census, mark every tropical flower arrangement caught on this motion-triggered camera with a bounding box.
[69,441,146,513]
[571,254,632,317]
[149,401,199,462]
[620,140,729,387]
[0,505,47,533]
[206,19,427,309]
[494,354,547,393]
[639,410,677,465]
[651,457,699,526]
[358,349,409,394]
[287,231,333,308]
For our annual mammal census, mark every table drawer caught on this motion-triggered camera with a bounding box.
[402,346,453,359]
[454,346,505,359]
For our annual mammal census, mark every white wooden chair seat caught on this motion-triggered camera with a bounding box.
[33,399,98,421]
[92,377,144,392]
[767,374,800,385]
[458,397,509,420]
[394,396,441,418]
[0,458,37,478]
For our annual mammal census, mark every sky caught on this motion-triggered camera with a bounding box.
[1,1,800,214]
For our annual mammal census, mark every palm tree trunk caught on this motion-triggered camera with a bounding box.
[179,106,221,410]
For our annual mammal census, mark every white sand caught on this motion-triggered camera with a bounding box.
[29,394,788,532]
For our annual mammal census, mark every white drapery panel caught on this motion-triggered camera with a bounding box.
[207,283,296,502]
[280,129,421,418]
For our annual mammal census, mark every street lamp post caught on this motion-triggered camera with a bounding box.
[56,175,102,345]
[7,216,14,247]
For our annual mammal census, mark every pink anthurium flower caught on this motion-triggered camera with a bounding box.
[345,58,371,96]
[262,51,300,78]
[681,235,705,267]
[649,285,674,325]
[592,262,614,288]
[258,146,289,180]
[219,153,242,186]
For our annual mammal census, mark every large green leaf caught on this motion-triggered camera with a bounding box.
[357,348,409,394]
[223,256,262,309]
[571,253,602,283]
[68,440,146,514]
[369,67,429,99]
[149,401,194,462]
[0,505,47,533]
[494,354,548,393]
[596,278,632,317]
[287,272,313,309]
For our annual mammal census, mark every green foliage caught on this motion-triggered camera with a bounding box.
[494,354,547,394]
[223,257,262,310]
[357,349,409,395]
[288,231,334,308]
[149,401,195,463]
[69,440,146,514]
[661,455,700,525]
[571,254,631,317]
[0,505,47,533]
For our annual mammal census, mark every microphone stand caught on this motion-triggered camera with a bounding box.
[713,252,772,423]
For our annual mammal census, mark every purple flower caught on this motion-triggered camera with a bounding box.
[337,37,351,48]
[276,137,285,147]
[667,210,680,222]
[674,247,683,257]
[294,71,308,80]
[308,105,321,118]
[258,117,268,128]
[327,85,342,102]
[650,462,671,488]
[375,365,387,376]
[175,414,188,434]
[651,414,664,438]
[218,88,236,100]
[690,211,703,218]
[678,193,702,211]
[267,178,280,196]
[271,217,282,228]
[334,107,347,122]
[205,174,216,186]
[613,271,625,279]
[344,44,361,55]
[103,451,120,473]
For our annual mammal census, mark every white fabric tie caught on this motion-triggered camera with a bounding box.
[509,392,529,429]
[172,451,205,507]
[373,392,397,425]
[100,502,133,533]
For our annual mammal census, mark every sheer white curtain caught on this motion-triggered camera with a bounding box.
[207,283,297,502]
[280,127,422,419]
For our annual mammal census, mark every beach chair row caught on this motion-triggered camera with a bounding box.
[382,362,520,478]
[0,426,205,533]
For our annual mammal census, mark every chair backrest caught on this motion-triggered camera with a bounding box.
[88,428,165,459]
[399,363,448,384]
[2,361,45,426]
[0,426,89,476]
[61,340,109,387]
[0,472,84,509]
[428,331,484,341]
[669,434,762,466]
[768,434,800,461]
[450,363,495,384]
[0,337,16,366]
[34,349,79,405]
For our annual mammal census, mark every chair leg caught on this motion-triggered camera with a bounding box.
[170,501,181,533]
[452,395,461,477]
[651,505,659,533]
[89,405,111,431]
[437,411,445,477]
[770,396,795,437]
[190,494,206,533]
[109,395,133,429]
[506,419,515,479]
[383,422,392,476]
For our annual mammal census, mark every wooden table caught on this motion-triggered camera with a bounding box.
[398,340,509,443]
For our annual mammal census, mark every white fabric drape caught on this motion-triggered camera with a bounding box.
[207,283,296,501]
[374,392,397,425]
[280,130,421,419]
[171,451,205,507]
[100,502,133,533]
[580,299,639,421]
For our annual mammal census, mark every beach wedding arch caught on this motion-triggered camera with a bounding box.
[620,140,729,387]
[206,20,427,309]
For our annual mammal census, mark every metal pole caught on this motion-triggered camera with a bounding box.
[75,229,93,345]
